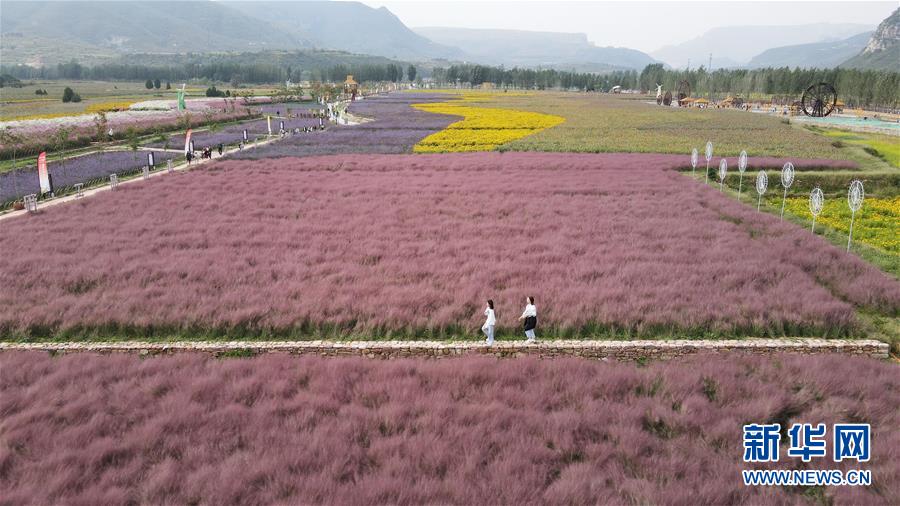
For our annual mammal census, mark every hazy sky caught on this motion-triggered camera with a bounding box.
[360,1,896,53]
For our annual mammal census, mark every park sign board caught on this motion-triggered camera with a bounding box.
[37,152,51,194]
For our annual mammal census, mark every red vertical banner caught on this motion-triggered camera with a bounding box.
[184,129,192,155]
[37,152,51,194]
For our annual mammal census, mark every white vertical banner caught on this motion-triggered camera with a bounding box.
[847,180,864,252]
[704,141,713,184]
[37,152,51,194]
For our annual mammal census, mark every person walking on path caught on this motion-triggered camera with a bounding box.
[482,299,496,345]
[518,296,537,342]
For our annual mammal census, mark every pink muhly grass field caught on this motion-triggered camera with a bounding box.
[0,152,896,340]
[0,352,897,505]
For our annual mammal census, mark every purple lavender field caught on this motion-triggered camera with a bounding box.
[251,101,323,116]
[1,352,896,505]
[0,150,179,205]
[228,93,461,159]
[144,117,322,150]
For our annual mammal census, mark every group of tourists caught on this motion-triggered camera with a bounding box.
[186,143,226,164]
[279,125,327,137]
[481,296,538,345]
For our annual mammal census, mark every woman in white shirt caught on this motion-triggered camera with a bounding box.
[518,296,537,342]
[482,299,496,345]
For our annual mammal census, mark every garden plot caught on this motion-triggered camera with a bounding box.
[1,152,897,341]
[0,150,179,205]
[228,93,461,159]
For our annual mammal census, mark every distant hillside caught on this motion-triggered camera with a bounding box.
[841,7,900,70]
[226,2,462,61]
[0,1,298,64]
[747,32,872,69]
[652,23,872,68]
[107,50,405,69]
[414,27,658,71]
[0,0,462,65]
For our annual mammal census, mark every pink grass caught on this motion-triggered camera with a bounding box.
[0,153,895,339]
[0,351,897,505]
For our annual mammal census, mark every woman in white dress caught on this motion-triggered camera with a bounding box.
[518,296,537,342]
[482,299,496,345]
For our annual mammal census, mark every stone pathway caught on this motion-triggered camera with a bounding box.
[0,339,888,360]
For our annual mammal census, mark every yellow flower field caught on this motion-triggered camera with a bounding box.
[784,196,899,253]
[412,98,564,153]
[85,100,139,113]
[1,100,139,121]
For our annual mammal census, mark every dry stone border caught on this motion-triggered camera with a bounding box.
[0,339,888,360]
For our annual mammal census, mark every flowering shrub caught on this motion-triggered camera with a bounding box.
[1,152,896,340]
[784,196,899,253]
[412,102,564,152]
[1,352,897,505]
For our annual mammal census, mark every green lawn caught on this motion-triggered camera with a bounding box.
[1,80,280,121]
[805,126,900,168]
[477,92,847,159]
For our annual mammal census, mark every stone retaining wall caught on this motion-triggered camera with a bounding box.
[0,339,889,360]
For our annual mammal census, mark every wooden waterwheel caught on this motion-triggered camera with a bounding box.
[801,82,837,117]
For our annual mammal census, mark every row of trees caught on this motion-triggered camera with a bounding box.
[432,65,639,91]
[2,61,418,86]
[430,63,899,109]
[321,63,416,83]
[144,79,171,90]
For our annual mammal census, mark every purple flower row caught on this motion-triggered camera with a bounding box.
[229,93,460,160]
[0,150,179,204]
[143,117,322,149]
[252,101,324,116]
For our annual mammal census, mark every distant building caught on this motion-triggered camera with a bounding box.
[344,75,359,100]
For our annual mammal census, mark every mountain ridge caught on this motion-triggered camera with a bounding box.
[652,23,873,68]
[840,7,900,70]
[747,32,872,69]
[414,26,659,71]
